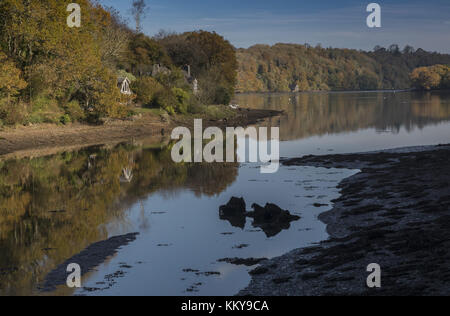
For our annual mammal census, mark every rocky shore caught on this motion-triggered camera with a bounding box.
[239,144,450,296]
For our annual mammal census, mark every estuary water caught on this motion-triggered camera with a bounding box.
[0,90,449,295]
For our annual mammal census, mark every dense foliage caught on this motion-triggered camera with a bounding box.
[0,0,132,125]
[410,65,450,90]
[0,0,238,126]
[237,44,450,92]
[156,30,237,105]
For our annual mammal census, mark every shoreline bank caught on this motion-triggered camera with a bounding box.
[239,144,450,296]
[0,108,281,159]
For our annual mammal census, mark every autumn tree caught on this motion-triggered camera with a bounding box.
[442,70,450,89]
[121,33,171,76]
[158,30,237,104]
[0,0,131,123]
[411,65,450,90]
[0,51,27,102]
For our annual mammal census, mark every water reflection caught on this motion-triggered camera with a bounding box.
[76,163,354,296]
[235,91,450,141]
[0,144,237,295]
[219,209,246,229]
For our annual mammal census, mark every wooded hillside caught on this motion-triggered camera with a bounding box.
[0,0,237,126]
[236,44,450,92]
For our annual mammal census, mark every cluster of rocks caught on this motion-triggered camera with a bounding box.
[219,197,300,237]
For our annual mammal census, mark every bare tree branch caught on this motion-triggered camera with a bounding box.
[131,0,148,33]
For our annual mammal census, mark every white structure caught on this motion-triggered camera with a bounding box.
[193,78,199,95]
[182,65,199,95]
[120,167,133,183]
[118,77,132,95]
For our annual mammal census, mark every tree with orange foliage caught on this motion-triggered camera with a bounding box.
[0,51,27,103]
[411,65,450,90]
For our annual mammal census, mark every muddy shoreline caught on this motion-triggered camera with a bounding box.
[0,108,281,158]
[40,233,139,293]
[239,144,450,296]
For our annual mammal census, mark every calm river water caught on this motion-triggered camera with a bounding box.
[0,91,449,295]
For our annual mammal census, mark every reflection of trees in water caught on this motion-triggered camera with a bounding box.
[185,163,238,197]
[236,91,450,141]
[411,92,450,120]
[0,143,238,295]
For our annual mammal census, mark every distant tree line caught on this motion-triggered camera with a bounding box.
[236,43,450,92]
[0,0,237,126]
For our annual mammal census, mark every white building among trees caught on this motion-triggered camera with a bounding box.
[118,77,132,95]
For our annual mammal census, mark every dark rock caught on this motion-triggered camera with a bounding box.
[183,268,200,273]
[247,203,301,237]
[272,277,292,284]
[218,257,267,266]
[220,197,246,215]
[218,198,300,235]
[249,267,269,275]
[195,271,221,276]
[219,197,247,229]
[233,244,250,249]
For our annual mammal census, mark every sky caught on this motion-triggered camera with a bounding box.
[99,0,450,53]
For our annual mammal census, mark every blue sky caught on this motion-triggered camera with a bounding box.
[99,0,450,52]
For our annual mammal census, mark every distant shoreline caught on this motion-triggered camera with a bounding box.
[236,88,418,95]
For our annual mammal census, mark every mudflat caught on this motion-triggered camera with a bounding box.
[0,115,167,158]
[239,144,450,296]
[40,233,140,293]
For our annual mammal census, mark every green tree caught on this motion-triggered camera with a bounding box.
[122,33,171,77]
[158,31,237,104]
[131,76,163,106]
